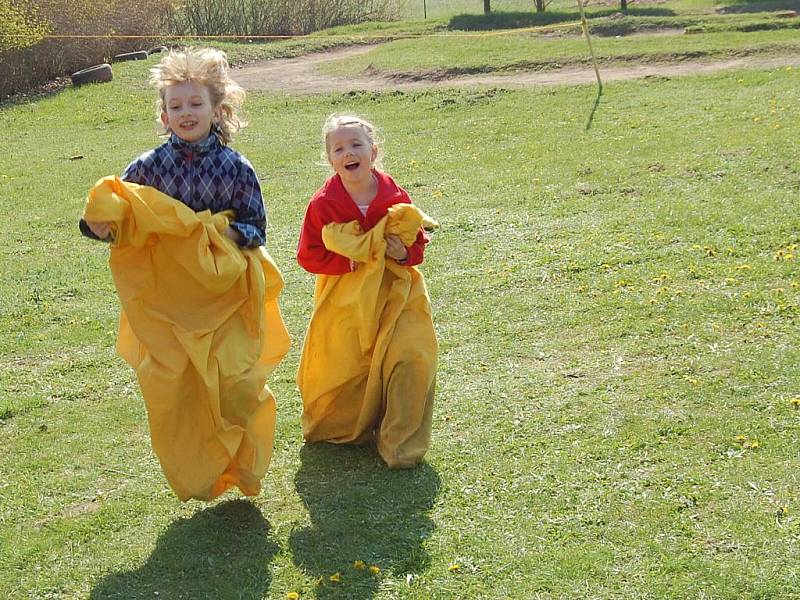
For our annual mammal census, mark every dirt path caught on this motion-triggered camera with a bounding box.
[234,45,800,93]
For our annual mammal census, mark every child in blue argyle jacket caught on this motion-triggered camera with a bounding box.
[81,47,265,247]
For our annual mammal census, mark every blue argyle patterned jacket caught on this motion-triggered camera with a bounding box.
[81,132,267,247]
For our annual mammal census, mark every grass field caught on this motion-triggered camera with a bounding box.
[2,3,800,599]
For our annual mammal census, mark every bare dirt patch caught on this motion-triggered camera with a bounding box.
[234,45,800,94]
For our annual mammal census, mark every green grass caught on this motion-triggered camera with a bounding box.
[2,9,800,600]
[318,26,800,78]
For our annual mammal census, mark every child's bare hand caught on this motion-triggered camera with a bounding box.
[86,220,113,240]
[385,235,408,262]
[224,226,243,245]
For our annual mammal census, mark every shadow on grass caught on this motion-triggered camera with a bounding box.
[448,8,676,31]
[290,443,441,599]
[90,499,278,600]
[585,87,604,132]
[717,0,800,12]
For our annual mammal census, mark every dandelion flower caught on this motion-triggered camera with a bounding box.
[448,563,461,573]
[329,573,342,583]
[369,565,381,574]
[287,593,300,600]
[735,435,747,443]
[790,397,800,408]
[353,560,366,569]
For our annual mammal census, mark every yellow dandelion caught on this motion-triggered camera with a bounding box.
[329,573,342,583]
[743,292,751,299]
[790,397,800,408]
[745,440,760,449]
[369,565,381,575]
[735,264,751,270]
[286,593,300,600]
[448,563,461,572]
[735,435,747,444]
[353,560,366,569]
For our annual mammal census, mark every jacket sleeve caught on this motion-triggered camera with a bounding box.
[297,199,354,275]
[403,227,429,267]
[229,159,267,248]
[79,158,142,241]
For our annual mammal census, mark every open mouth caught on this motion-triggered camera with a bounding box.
[180,120,197,128]
[344,161,360,171]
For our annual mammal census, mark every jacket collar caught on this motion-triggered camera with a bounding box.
[168,130,220,157]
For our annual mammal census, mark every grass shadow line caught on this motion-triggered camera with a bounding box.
[585,87,604,131]
[90,499,278,600]
[448,8,676,31]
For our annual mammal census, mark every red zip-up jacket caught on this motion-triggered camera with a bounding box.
[297,170,429,275]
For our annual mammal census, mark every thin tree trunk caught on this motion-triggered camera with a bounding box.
[484,0,491,14]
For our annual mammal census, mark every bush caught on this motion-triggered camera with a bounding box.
[167,0,405,37]
[0,0,49,53]
[0,0,172,99]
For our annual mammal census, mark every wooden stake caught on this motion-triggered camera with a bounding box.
[577,0,602,91]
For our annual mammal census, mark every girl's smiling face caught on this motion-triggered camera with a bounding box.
[326,125,378,185]
[160,80,220,143]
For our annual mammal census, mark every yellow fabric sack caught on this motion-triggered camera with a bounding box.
[83,176,291,501]
[297,203,437,468]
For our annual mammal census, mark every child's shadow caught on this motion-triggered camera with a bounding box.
[290,443,441,599]
[90,499,278,600]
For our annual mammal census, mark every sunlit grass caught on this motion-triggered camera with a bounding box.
[2,11,800,600]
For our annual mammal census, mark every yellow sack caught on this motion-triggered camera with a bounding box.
[297,204,437,468]
[84,176,290,501]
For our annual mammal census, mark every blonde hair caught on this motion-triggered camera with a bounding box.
[150,47,246,145]
[321,113,383,170]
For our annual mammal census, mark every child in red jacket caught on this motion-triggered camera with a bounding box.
[296,114,437,468]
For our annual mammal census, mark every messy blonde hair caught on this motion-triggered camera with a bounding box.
[321,113,383,170]
[150,47,246,145]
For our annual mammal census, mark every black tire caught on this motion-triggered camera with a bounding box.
[148,45,168,55]
[113,51,148,62]
[71,64,113,86]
